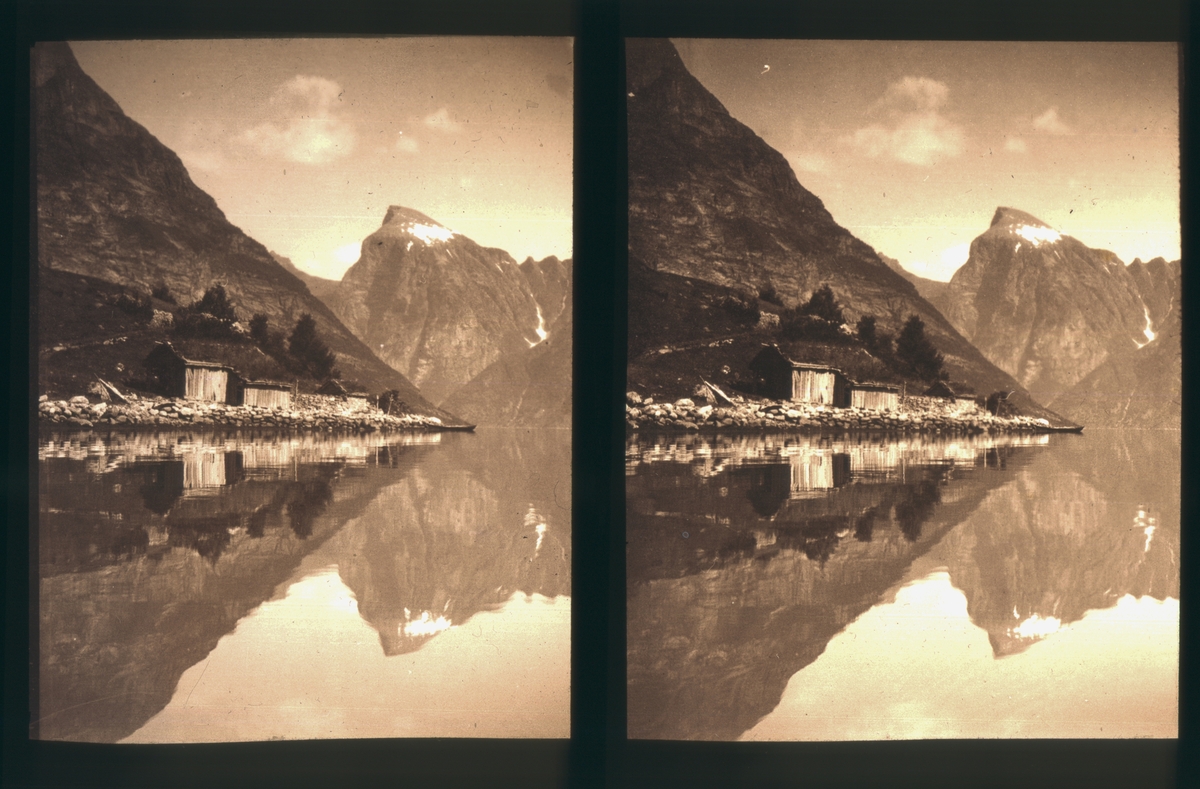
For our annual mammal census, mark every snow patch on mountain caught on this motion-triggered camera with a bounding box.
[1015,225,1061,246]
[405,222,457,244]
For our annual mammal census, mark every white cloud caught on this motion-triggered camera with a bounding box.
[395,133,419,154]
[334,242,362,265]
[423,107,463,134]
[847,77,963,166]
[940,242,972,270]
[239,75,356,164]
[1032,107,1072,135]
[1004,136,1027,153]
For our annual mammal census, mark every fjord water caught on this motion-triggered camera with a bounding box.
[626,429,1178,741]
[36,428,570,743]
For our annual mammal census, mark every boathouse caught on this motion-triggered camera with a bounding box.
[849,381,901,411]
[143,342,237,403]
[317,379,372,413]
[924,381,979,414]
[749,345,849,406]
[239,379,294,410]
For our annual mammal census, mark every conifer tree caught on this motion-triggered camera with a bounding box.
[895,314,946,381]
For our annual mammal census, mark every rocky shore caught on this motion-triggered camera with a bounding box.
[38,394,449,432]
[625,391,1060,434]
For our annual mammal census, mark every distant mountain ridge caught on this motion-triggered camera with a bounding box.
[626,39,1067,423]
[326,207,548,405]
[34,42,447,416]
[926,207,1180,407]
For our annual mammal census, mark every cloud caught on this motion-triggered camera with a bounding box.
[1004,136,1028,153]
[395,133,419,154]
[239,75,356,164]
[423,107,463,134]
[334,242,362,266]
[847,77,963,166]
[790,152,830,174]
[1033,107,1072,135]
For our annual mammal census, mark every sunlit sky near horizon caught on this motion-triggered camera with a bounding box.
[675,39,1179,281]
[71,38,573,281]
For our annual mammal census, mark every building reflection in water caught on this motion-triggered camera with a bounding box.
[37,428,570,743]
[627,430,1177,741]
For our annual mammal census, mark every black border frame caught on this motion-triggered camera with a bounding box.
[2,1,1192,787]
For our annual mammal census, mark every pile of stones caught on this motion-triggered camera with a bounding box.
[625,391,1053,434]
[38,394,446,432]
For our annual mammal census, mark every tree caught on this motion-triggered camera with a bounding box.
[856,314,878,349]
[799,284,844,324]
[192,284,238,322]
[288,313,339,379]
[895,314,946,381]
[249,313,270,346]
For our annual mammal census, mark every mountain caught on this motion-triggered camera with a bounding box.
[327,207,547,404]
[1047,305,1181,429]
[626,39,1067,423]
[879,253,950,306]
[440,260,572,427]
[929,208,1179,403]
[270,252,340,307]
[33,42,446,415]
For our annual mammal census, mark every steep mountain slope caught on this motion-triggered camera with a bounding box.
[440,266,572,427]
[1048,305,1181,429]
[626,39,1065,423]
[879,254,950,306]
[270,252,340,307]
[328,207,544,404]
[931,207,1177,402]
[33,42,443,414]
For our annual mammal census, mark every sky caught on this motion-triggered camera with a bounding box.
[71,38,573,280]
[674,39,1179,281]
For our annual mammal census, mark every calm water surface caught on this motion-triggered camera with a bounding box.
[626,429,1178,741]
[37,427,570,743]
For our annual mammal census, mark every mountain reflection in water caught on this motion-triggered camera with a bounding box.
[626,430,1178,741]
[36,428,570,743]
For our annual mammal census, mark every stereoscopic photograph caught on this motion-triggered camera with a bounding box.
[625,38,1179,741]
[32,37,572,743]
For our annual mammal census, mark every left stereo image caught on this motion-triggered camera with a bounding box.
[31,37,573,743]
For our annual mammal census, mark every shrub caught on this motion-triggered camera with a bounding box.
[717,293,760,324]
[799,284,844,324]
[112,292,153,320]
[173,309,239,340]
[758,283,784,306]
[191,284,238,323]
[779,310,843,341]
[151,283,176,304]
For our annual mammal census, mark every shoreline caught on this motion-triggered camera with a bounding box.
[37,394,467,433]
[625,392,1078,435]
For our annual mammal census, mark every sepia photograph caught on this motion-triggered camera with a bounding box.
[625,38,1179,741]
[32,36,572,743]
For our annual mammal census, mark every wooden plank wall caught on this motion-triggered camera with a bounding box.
[184,367,228,402]
[792,369,837,404]
[244,387,292,410]
[851,389,899,410]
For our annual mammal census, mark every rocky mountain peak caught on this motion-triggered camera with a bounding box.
[378,205,458,244]
[989,206,1052,230]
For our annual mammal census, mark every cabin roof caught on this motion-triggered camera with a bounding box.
[851,381,901,393]
[242,379,292,390]
[317,379,369,397]
[146,342,235,372]
[752,344,844,375]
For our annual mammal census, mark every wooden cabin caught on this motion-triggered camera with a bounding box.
[143,342,237,403]
[923,381,979,414]
[749,345,849,406]
[849,381,901,411]
[317,379,372,412]
[240,379,293,410]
